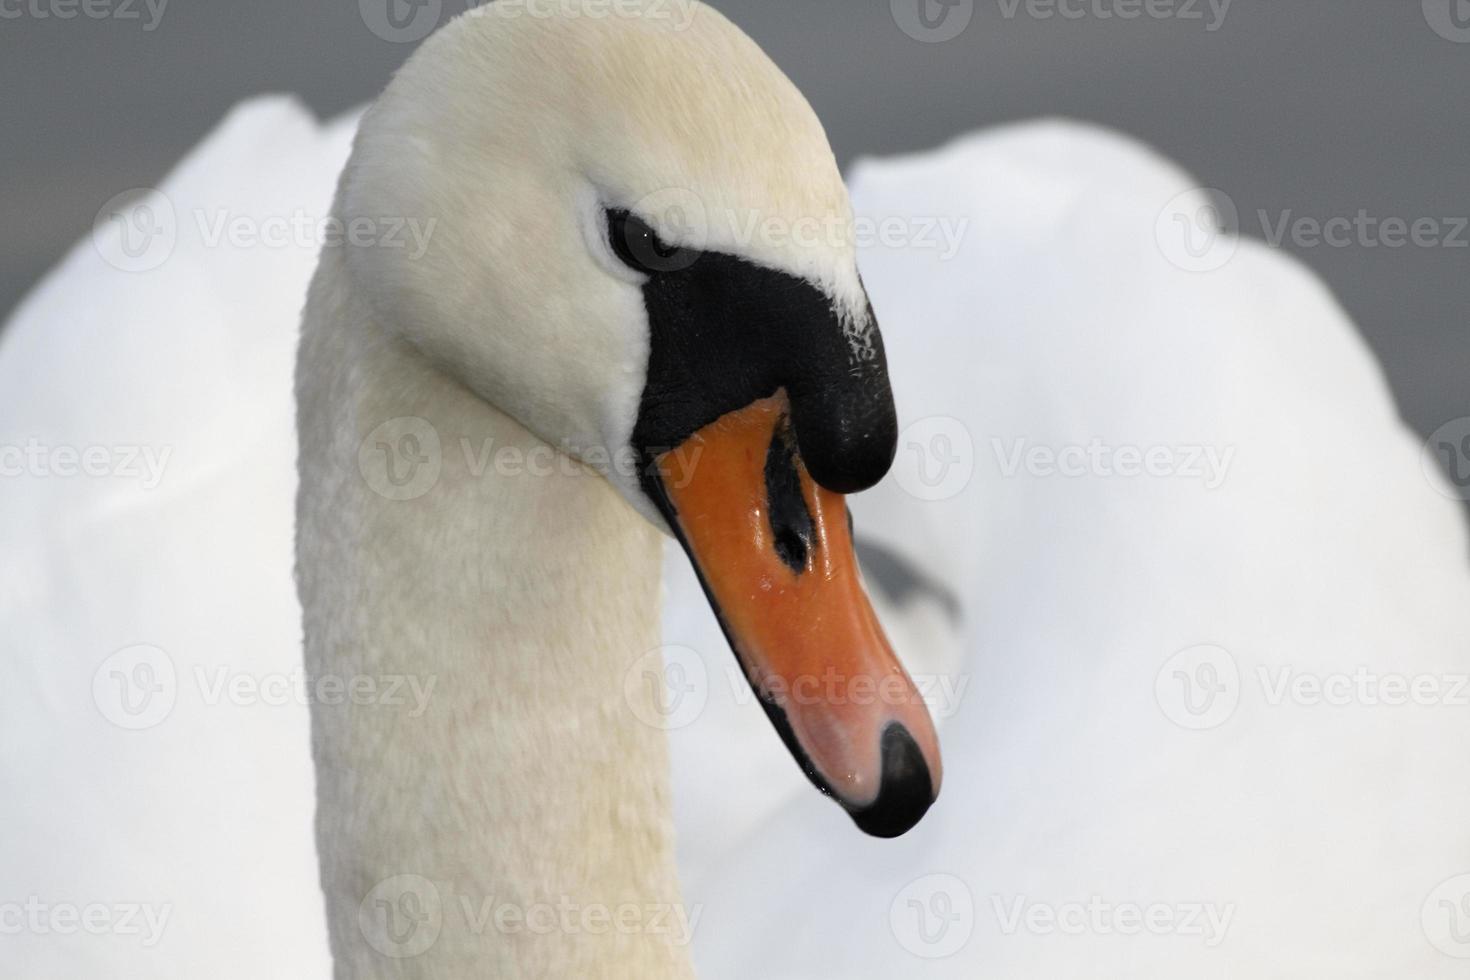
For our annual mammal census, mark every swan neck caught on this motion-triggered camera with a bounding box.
[296,247,694,979]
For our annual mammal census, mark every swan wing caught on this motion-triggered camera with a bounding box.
[0,96,352,980]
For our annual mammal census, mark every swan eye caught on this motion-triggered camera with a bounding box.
[606,209,699,275]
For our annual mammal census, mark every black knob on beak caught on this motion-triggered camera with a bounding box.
[787,305,898,495]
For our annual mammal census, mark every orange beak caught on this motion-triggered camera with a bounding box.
[648,393,942,837]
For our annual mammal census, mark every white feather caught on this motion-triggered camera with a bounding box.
[2,42,1467,980]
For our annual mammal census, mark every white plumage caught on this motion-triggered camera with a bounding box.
[678,121,1470,978]
[2,70,1467,980]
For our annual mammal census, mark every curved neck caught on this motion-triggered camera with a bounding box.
[296,246,694,979]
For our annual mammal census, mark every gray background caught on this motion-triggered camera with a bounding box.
[2,0,1465,443]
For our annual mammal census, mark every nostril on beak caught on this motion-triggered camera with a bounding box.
[846,723,937,839]
[764,415,817,573]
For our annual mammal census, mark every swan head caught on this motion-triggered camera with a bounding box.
[338,0,940,837]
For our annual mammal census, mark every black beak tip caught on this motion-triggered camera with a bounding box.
[845,723,937,839]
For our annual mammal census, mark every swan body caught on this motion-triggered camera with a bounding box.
[3,6,1469,977]
[0,101,348,980]
[679,124,1470,978]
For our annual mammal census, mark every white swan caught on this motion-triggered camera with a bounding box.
[3,2,1469,978]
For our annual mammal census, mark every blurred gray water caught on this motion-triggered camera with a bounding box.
[2,0,1465,444]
